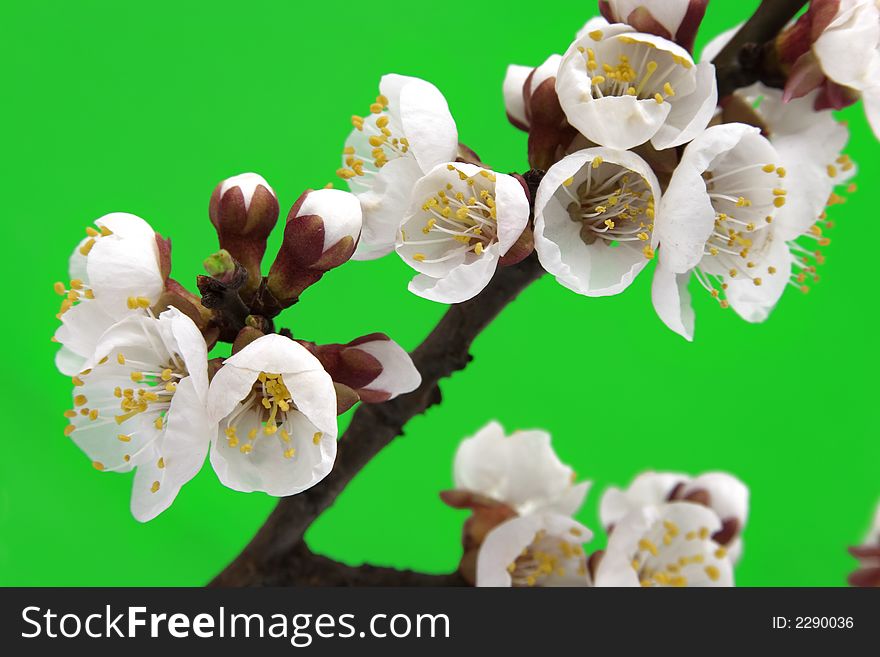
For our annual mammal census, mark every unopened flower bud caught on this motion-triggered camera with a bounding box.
[599,0,709,52]
[203,249,240,284]
[267,189,362,307]
[209,172,279,297]
[301,333,420,408]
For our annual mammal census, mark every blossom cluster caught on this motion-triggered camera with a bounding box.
[444,421,747,587]
[337,0,868,340]
[51,0,878,587]
[54,179,420,521]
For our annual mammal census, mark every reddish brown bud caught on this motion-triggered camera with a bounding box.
[267,188,362,307]
[209,172,279,298]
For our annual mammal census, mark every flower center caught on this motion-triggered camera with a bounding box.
[692,162,787,306]
[577,31,692,105]
[561,156,656,260]
[506,529,587,587]
[337,94,410,183]
[404,167,499,264]
[111,352,186,430]
[223,372,323,460]
[630,520,727,587]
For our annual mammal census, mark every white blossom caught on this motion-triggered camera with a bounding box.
[800,0,880,138]
[534,147,660,296]
[207,334,337,496]
[557,17,717,151]
[453,421,590,517]
[652,123,790,340]
[338,74,458,260]
[64,308,211,522]
[54,213,165,376]
[476,512,593,587]
[600,471,749,562]
[396,163,530,304]
[595,502,734,587]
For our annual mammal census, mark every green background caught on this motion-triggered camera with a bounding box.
[1,0,876,586]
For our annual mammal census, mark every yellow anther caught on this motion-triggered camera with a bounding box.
[773,197,786,208]
[705,565,720,581]
[117,434,131,442]
[93,461,105,471]
[79,238,96,256]
[74,394,88,407]
[151,481,160,493]
[762,164,776,173]
[64,425,75,436]
[589,29,603,41]
[313,432,322,445]
[54,281,66,295]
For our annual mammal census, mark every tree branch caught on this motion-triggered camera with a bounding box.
[713,0,808,98]
[240,543,469,586]
[210,252,545,586]
[210,1,811,588]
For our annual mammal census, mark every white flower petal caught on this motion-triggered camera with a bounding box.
[383,74,458,173]
[209,408,336,496]
[596,502,733,587]
[724,236,792,323]
[503,64,531,127]
[476,513,592,587]
[407,249,499,304]
[351,156,422,261]
[296,188,363,252]
[651,264,695,341]
[131,376,211,522]
[453,421,588,516]
[224,333,326,376]
[651,61,717,149]
[351,338,421,399]
[600,471,688,529]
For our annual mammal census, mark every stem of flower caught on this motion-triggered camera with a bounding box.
[712,0,808,98]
